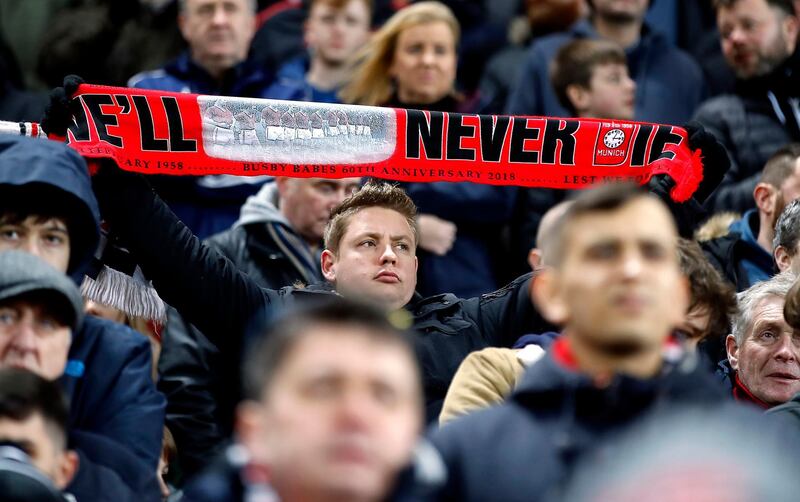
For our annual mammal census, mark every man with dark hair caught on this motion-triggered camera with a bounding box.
[507,0,705,124]
[428,183,747,501]
[693,0,800,212]
[700,143,800,290]
[550,38,636,120]
[183,298,427,501]
[0,136,165,501]
[0,368,77,500]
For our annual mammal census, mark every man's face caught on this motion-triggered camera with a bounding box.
[389,21,457,105]
[278,178,361,245]
[0,300,71,380]
[0,413,75,489]
[717,0,799,79]
[321,207,418,310]
[0,216,70,273]
[576,62,636,120]
[728,295,800,405]
[305,0,371,66]
[591,0,649,23]
[242,326,421,502]
[179,0,256,74]
[543,196,688,354]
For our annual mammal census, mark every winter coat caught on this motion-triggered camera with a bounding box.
[92,167,555,422]
[205,182,322,289]
[693,50,800,213]
[428,341,744,502]
[0,136,165,500]
[506,20,706,125]
[128,51,274,239]
[264,55,341,104]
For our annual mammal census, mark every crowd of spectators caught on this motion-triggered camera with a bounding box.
[3,0,800,501]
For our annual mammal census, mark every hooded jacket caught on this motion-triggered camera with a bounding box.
[92,166,555,422]
[205,182,322,289]
[0,136,165,501]
[506,19,706,125]
[428,342,744,502]
[693,49,800,213]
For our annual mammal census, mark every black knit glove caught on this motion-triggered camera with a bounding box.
[684,120,730,204]
[40,75,85,137]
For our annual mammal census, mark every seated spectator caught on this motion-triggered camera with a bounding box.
[183,298,431,501]
[129,0,272,239]
[0,135,165,501]
[429,183,742,501]
[0,368,77,501]
[506,0,705,124]
[205,177,361,289]
[513,38,637,271]
[700,144,800,290]
[438,201,571,424]
[265,0,372,103]
[341,1,518,297]
[773,198,800,273]
[693,0,800,213]
[726,271,800,408]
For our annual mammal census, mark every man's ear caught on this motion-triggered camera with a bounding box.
[236,400,270,465]
[531,269,568,325]
[753,182,776,215]
[775,245,793,272]
[528,248,543,270]
[726,334,740,371]
[54,450,79,490]
[321,249,337,282]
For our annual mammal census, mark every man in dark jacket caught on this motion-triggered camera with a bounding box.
[91,170,552,422]
[701,143,800,290]
[0,135,165,501]
[506,0,706,125]
[693,0,800,213]
[427,183,760,501]
[128,0,273,239]
[205,177,361,289]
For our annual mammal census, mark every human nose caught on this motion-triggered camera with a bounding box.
[421,48,436,66]
[773,333,798,363]
[212,4,229,25]
[335,388,373,430]
[10,317,37,352]
[18,237,42,260]
[380,243,398,264]
[619,250,643,279]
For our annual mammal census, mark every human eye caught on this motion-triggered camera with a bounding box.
[641,242,667,261]
[372,382,399,407]
[0,308,18,326]
[43,232,66,246]
[395,241,411,252]
[0,226,21,241]
[304,377,339,399]
[758,330,778,342]
[586,242,618,260]
[360,239,376,248]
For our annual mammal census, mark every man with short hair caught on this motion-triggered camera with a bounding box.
[428,183,742,501]
[507,0,705,124]
[693,0,800,212]
[265,0,373,103]
[726,271,800,408]
[183,298,426,501]
[128,0,273,239]
[206,177,361,289]
[0,368,77,499]
[0,135,165,501]
[773,198,800,273]
[701,144,800,290]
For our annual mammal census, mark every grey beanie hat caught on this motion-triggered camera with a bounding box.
[0,251,83,331]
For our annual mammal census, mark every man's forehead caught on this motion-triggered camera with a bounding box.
[567,197,677,243]
[345,207,413,236]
